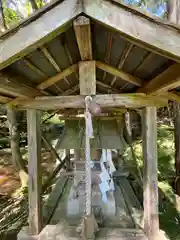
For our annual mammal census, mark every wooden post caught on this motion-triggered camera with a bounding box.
[142,107,159,239]
[27,109,42,235]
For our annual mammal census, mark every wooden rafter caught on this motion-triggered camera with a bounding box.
[0,95,12,103]
[36,64,78,90]
[73,16,92,61]
[61,84,79,96]
[84,0,180,63]
[20,94,168,110]
[96,81,119,93]
[96,61,142,86]
[137,63,180,94]
[40,46,69,88]
[9,63,78,105]
[111,43,133,86]
[0,72,43,98]
[23,58,46,77]
[0,0,82,70]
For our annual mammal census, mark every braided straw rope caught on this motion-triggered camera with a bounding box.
[84,96,93,216]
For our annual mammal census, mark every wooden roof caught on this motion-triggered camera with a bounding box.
[0,0,180,108]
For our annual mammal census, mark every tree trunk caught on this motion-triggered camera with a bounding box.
[173,102,180,195]
[167,0,180,24]
[7,107,28,188]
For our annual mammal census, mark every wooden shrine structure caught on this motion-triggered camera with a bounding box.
[1,0,180,239]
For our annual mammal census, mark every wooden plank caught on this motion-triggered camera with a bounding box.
[37,64,78,90]
[40,225,147,240]
[40,46,61,72]
[117,177,143,228]
[96,61,142,86]
[111,44,133,86]
[79,61,96,95]
[84,0,180,62]
[0,72,43,98]
[9,63,78,106]
[96,81,119,93]
[137,63,180,94]
[142,107,159,239]
[0,0,82,70]
[0,95,12,103]
[73,16,92,61]
[20,94,168,109]
[61,84,79,96]
[27,109,42,235]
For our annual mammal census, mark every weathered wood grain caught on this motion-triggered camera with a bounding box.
[142,107,159,239]
[0,0,82,70]
[84,0,180,62]
[96,61,142,86]
[21,94,168,110]
[27,109,42,235]
[73,16,92,61]
[79,61,96,95]
[137,63,180,94]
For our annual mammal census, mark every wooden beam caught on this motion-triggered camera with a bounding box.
[23,59,46,77]
[164,91,180,102]
[27,109,42,235]
[96,61,142,86]
[37,64,78,90]
[0,95,12,103]
[61,84,79,96]
[0,0,82,70]
[96,80,118,93]
[137,63,180,94]
[79,61,96,95]
[0,72,43,98]
[40,46,68,89]
[73,16,92,61]
[9,64,77,106]
[84,0,180,62]
[21,94,168,109]
[40,47,61,72]
[142,107,159,239]
[111,43,133,86]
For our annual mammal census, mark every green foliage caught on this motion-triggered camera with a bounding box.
[2,0,21,27]
[124,125,180,239]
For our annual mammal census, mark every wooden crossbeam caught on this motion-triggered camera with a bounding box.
[137,63,180,94]
[0,72,43,98]
[0,95,12,103]
[37,64,78,90]
[20,94,168,110]
[73,16,92,61]
[84,0,180,63]
[96,61,142,86]
[9,64,77,106]
[0,0,82,70]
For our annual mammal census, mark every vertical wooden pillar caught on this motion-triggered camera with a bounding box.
[27,109,42,235]
[142,107,159,239]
